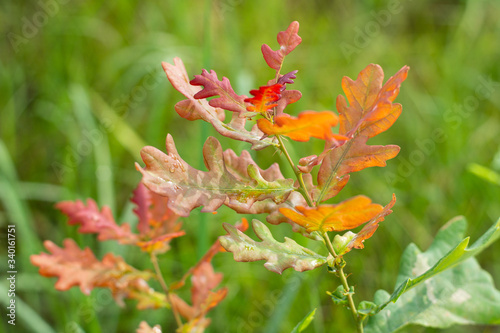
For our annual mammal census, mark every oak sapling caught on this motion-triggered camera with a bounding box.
[32,21,500,333]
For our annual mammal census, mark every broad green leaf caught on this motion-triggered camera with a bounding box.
[136,134,294,216]
[219,219,328,274]
[365,216,500,332]
[291,308,316,333]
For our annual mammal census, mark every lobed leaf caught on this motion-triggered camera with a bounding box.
[190,69,247,113]
[344,194,396,253]
[136,134,295,216]
[58,186,185,254]
[257,111,347,142]
[219,219,328,274]
[170,255,229,332]
[162,58,276,150]
[244,83,282,113]
[338,64,409,138]
[366,216,500,332]
[30,239,167,309]
[261,21,302,71]
[317,136,400,202]
[56,199,137,244]
[279,195,384,233]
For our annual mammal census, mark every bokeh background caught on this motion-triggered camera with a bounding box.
[1,0,500,332]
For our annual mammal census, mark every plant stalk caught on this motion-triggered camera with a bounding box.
[276,135,314,207]
[323,233,363,333]
[150,252,183,328]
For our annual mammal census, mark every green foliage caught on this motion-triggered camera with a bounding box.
[220,219,328,274]
[366,216,500,332]
[3,1,500,332]
[291,308,317,333]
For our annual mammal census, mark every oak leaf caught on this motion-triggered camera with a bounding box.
[57,185,185,254]
[162,58,275,150]
[317,135,400,202]
[219,219,328,274]
[30,239,167,309]
[279,195,383,233]
[56,199,137,244]
[170,259,228,332]
[244,83,282,113]
[338,64,409,138]
[137,134,295,216]
[261,21,302,71]
[190,69,247,113]
[257,111,348,142]
[345,194,396,253]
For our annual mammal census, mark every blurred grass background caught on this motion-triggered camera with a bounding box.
[1,0,500,332]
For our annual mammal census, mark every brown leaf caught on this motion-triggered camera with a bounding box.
[136,134,294,216]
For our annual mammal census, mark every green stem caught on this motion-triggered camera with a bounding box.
[276,135,314,207]
[150,253,183,328]
[323,233,363,333]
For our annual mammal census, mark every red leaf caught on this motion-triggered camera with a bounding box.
[257,111,347,142]
[190,69,247,113]
[131,183,152,235]
[56,199,137,244]
[162,58,275,150]
[244,83,282,113]
[30,239,165,309]
[261,21,302,71]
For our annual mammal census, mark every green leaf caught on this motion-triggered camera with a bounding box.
[290,308,316,333]
[219,219,328,274]
[365,216,500,332]
[327,285,351,306]
[136,135,294,216]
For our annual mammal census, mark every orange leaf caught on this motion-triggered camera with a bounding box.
[338,64,409,138]
[345,194,396,252]
[279,195,383,233]
[244,83,282,113]
[257,111,347,142]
